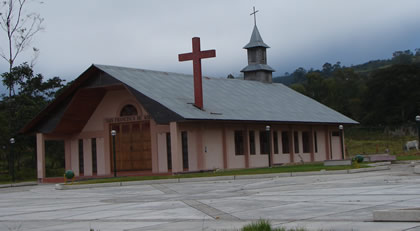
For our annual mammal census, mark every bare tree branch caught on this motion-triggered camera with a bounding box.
[0,0,43,97]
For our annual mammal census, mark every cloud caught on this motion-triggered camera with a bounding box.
[0,0,418,80]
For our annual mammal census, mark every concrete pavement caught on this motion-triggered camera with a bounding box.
[1,164,420,230]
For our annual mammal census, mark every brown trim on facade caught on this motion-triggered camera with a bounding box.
[289,125,295,163]
[21,66,99,134]
[325,126,330,160]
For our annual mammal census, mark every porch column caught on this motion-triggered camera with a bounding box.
[269,129,274,167]
[196,124,204,170]
[170,122,182,173]
[341,129,346,159]
[83,138,92,176]
[36,133,45,182]
[222,125,228,169]
[150,120,159,173]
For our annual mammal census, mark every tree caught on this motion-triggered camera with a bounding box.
[0,0,44,97]
[0,63,65,174]
[362,64,420,125]
[392,50,413,65]
[291,67,306,83]
[322,62,333,76]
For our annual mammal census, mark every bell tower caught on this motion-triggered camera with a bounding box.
[241,7,275,83]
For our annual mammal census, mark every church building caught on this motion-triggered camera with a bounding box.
[22,23,357,182]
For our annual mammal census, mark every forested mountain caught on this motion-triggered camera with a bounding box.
[273,49,420,126]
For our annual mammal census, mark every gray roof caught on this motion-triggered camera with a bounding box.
[243,25,270,49]
[241,64,275,72]
[94,64,358,124]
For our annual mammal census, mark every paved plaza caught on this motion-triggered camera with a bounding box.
[2,164,420,231]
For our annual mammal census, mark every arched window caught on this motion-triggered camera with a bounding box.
[120,104,138,116]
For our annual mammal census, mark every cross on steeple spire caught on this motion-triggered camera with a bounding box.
[250,6,259,26]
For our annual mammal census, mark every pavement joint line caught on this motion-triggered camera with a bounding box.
[241,170,400,193]
[151,184,179,194]
[402,224,420,231]
[181,199,240,221]
[123,220,176,231]
[0,218,217,222]
[0,201,127,219]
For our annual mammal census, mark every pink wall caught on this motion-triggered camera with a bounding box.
[226,129,246,169]
[314,130,326,161]
[157,132,168,172]
[331,134,342,160]
[203,128,224,170]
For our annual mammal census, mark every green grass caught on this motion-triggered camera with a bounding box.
[74,162,367,185]
[396,154,420,161]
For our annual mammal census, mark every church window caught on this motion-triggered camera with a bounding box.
[249,49,257,63]
[302,132,310,153]
[166,133,172,170]
[259,131,269,154]
[294,131,299,153]
[249,131,256,155]
[282,131,290,154]
[273,131,279,154]
[120,104,138,116]
[78,139,84,174]
[91,138,97,174]
[181,131,189,169]
[234,131,244,155]
[314,131,318,153]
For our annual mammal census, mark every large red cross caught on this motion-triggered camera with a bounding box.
[178,37,216,109]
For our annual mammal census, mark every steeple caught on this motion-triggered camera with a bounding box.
[241,7,275,83]
[243,25,270,49]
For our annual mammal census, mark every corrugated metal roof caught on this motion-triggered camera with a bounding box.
[241,63,275,72]
[94,64,358,124]
[243,25,270,49]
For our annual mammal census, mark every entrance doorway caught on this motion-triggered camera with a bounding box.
[331,131,342,160]
[110,122,152,171]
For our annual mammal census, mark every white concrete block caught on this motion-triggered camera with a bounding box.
[324,160,352,166]
[373,208,420,221]
[178,175,234,183]
[414,165,420,174]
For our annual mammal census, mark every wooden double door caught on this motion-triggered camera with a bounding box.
[111,122,152,171]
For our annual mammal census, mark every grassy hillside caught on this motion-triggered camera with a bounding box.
[345,127,420,160]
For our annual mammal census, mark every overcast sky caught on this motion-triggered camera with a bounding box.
[0,0,419,82]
